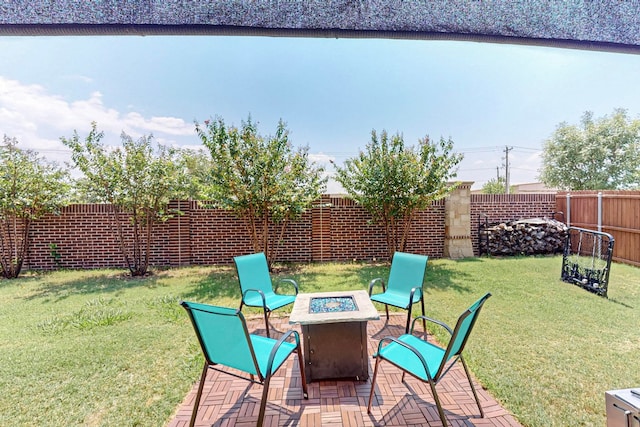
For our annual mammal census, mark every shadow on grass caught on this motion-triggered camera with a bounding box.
[25,271,165,302]
[425,260,475,292]
[274,259,474,294]
[24,258,477,305]
[607,297,634,309]
[355,259,477,293]
[181,269,241,302]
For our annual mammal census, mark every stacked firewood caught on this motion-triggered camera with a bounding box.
[479,218,568,256]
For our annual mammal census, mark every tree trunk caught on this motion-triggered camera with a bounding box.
[110,205,134,275]
[0,215,29,279]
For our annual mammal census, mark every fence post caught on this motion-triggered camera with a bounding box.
[598,192,603,232]
[566,192,571,227]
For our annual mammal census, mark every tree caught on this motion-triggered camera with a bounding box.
[0,136,70,278]
[195,115,326,265]
[62,123,188,276]
[178,148,216,200]
[334,130,463,259]
[540,108,640,190]
[481,177,516,194]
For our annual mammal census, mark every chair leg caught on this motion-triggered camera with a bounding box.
[296,345,309,399]
[189,363,209,427]
[263,309,270,338]
[367,356,382,413]
[405,304,413,334]
[460,356,484,418]
[428,380,448,427]
[257,374,271,427]
[384,304,389,322]
[420,297,426,335]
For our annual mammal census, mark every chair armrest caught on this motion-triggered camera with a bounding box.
[376,336,434,382]
[368,278,386,295]
[242,288,267,309]
[408,286,423,304]
[410,315,453,336]
[265,329,301,376]
[277,278,299,295]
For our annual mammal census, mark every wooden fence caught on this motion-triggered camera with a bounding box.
[556,191,640,267]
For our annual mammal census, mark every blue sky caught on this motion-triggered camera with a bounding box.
[1,35,640,192]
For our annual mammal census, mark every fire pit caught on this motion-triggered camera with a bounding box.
[289,290,379,381]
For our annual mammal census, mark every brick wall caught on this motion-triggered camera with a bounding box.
[322,196,445,261]
[29,204,123,270]
[23,194,556,271]
[470,193,558,255]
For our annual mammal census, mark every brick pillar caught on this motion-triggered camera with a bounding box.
[443,182,475,259]
[311,196,332,262]
[166,200,192,266]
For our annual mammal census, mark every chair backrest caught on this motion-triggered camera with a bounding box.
[387,252,429,295]
[234,252,274,296]
[181,301,260,376]
[436,292,492,378]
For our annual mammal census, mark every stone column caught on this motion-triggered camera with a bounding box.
[443,182,475,259]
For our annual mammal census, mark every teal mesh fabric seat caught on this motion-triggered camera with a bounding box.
[234,252,299,337]
[368,252,429,333]
[367,293,492,427]
[181,301,308,427]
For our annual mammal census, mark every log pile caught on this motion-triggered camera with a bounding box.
[479,218,568,256]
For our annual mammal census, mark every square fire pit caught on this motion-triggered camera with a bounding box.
[289,290,379,382]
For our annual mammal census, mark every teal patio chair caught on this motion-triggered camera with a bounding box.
[367,292,492,427]
[234,252,299,337]
[181,301,308,427]
[368,252,429,333]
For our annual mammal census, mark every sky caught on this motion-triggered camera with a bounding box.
[1,35,640,192]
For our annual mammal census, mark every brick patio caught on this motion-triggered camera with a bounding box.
[168,313,522,427]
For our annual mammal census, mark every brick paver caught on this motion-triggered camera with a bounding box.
[168,313,521,427]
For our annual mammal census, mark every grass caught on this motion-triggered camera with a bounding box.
[0,256,639,426]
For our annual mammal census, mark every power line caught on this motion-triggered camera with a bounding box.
[511,145,543,152]
[504,146,513,194]
[510,166,539,171]
[458,146,504,153]
[460,166,501,172]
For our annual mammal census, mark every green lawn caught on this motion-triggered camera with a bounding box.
[1,256,639,426]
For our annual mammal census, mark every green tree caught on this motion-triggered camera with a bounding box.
[334,130,463,258]
[178,148,215,200]
[62,123,188,276]
[0,136,70,278]
[481,177,516,194]
[540,108,640,190]
[195,115,326,265]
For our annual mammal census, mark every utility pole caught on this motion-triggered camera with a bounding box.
[504,146,512,194]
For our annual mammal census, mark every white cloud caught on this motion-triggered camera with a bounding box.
[309,152,335,165]
[0,106,37,134]
[123,112,194,137]
[0,76,194,158]
[308,152,345,194]
[325,177,345,195]
[63,74,94,84]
